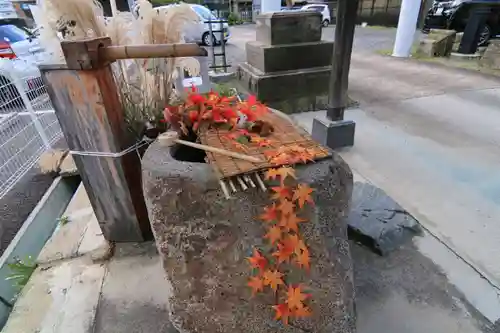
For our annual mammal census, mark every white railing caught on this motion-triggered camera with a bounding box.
[0,63,62,200]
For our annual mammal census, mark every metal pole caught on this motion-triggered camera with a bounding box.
[220,19,227,73]
[392,0,421,57]
[10,68,51,149]
[208,20,216,70]
[327,0,359,121]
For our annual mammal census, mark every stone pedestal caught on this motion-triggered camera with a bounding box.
[416,29,456,57]
[480,40,500,69]
[141,128,356,332]
[237,11,333,114]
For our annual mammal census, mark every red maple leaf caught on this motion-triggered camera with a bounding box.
[270,185,292,201]
[272,303,290,325]
[247,249,268,275]
[259,203,279,224]
[277,199,295,217]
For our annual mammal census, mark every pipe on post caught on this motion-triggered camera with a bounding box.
[101,43,208,61]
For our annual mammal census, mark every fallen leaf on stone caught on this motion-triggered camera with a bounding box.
[247,276,264,296]
[263,269,284,292]
[295,247,310,270]
[292,184,314,208]
[277,199,295,217]
[286,285,310,310]
[272,303,290,325]
[264,225,282,245]
[247,249,268,275]
[280,212,306,233]
[293,305,312,318]
[271,185,292,201]
[259,203,279,224]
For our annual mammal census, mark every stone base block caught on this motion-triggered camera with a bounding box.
[246,40,334,73]
[237,62,331,106]
[209,71,236,84]
[417,29,456,57]
[256,11,322,45]
[480,40,500,69]
[312,116,355,149]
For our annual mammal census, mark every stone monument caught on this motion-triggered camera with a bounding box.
[141,115,356,333]
[237,11,334,114]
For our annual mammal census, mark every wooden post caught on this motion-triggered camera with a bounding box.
[327,0,359,121]
[39,37,151,242]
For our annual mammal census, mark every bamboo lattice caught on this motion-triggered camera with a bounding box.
[199,111,331,179]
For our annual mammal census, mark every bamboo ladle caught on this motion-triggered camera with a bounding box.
[158,131,264,164]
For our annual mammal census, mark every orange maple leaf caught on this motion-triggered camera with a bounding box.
[264,168,280,181]
[247,276,264,296]
[259,203,279,224]
[247,249,268,274]
[262,269,284,292]
[282,234,301,253]
[286,285,311,310]
[279,212,306,233]
[272,303,290,325]
[293,306,312,318]
[270,185,292,201]
[295,247,310,270]
[292,184,314,208]
[264,225,282,245]
[272,242,294,264]
[275,167,296,184]
[296,239,308,255]
[277,199,295,217]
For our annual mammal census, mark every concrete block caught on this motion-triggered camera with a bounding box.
[417,30,456,57]
[311,116,356,149]
[256,11,322,45]
[208,71,236,84]
[246,40,334,73]
[480,40,500,69]
[2,258,106,333]
[237,62,331,104]
[93,242,177,333]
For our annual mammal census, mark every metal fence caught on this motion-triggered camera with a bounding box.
[0,63,62,200]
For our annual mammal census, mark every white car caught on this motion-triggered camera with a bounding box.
[301,4,331,27]
[135,4,231,46]
[0,24,46,110]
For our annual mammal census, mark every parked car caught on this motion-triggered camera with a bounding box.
[0,24,46,110]
[301,4,331,27]
[424,0,500,46]
[134,4,231,46]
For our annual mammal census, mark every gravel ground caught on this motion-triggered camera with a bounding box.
[0,138,67,257]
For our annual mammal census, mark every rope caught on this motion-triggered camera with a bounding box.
[69,139,152,158]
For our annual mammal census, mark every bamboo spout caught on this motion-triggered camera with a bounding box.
[100,43,208,61]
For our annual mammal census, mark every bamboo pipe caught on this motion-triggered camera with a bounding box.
[159,131,264,164]
[99,43,208,61]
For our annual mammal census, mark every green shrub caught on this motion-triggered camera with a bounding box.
[227,12,242,26]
